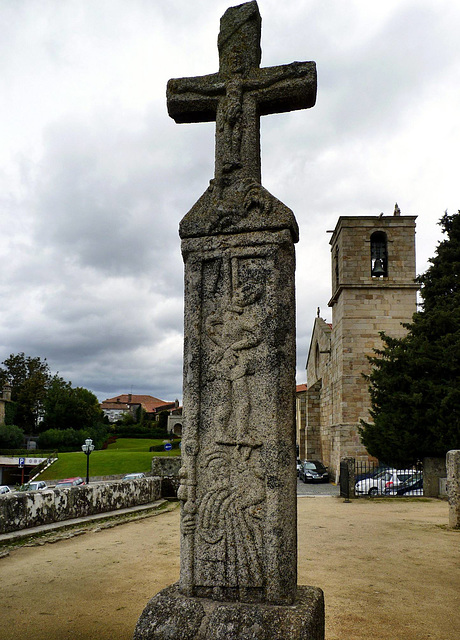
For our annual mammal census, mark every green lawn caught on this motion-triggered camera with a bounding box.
[38,438,181,481]
[106,438,170,450]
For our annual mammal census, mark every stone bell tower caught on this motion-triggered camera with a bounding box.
[305,206,418,478]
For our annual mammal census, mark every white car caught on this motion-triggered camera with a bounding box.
[355,469,414,496]
[0,485,12,495]
[27,481,48,491]
[123,473,146,480]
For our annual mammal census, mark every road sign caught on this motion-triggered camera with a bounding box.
[18,457,25,468]
[164,443,172,451]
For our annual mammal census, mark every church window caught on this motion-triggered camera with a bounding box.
[370,231,388,277]
[315,342,320,378]
[334,245,339,287]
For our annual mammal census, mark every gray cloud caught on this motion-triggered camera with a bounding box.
[0,0,458,401]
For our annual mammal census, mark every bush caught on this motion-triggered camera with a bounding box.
[0,424,24,449]
[101,435,118,450]
[113,423,168,439]
[38,424,108,452]
[149,441,181,452]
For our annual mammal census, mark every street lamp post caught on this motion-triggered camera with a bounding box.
[81,438,95,484]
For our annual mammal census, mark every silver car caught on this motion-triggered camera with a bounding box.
[355,469,414,496]
[0,485,12,495]
[27,481,48,491]
[123,473,146,480]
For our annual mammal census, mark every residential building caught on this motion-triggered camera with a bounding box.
[101,394,175,423]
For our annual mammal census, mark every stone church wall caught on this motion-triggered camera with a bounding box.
[304,214,418,480]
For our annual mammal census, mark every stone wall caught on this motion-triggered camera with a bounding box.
[151,456,181,497]
[151,456,182,477]
[447,450,460,529]
[423,457,447,498]
[296,388,307,459]
[0,477,161,534]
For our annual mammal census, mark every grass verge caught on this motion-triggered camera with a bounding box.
[37,438,180,481]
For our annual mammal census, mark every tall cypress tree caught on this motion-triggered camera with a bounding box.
[360,211,460,466]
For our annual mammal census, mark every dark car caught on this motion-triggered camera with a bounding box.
[299,460,329,483]
[395,473,423,496]
[354,465,389,483]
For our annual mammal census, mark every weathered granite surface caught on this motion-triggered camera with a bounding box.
[135,2,321,637]
[447,450,460,529]
[133,583,325,640]
[179,227,298,605]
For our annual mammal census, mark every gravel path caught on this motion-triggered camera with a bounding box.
[0,498,457,640]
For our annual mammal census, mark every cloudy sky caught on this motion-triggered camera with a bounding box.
[0,0,458,403]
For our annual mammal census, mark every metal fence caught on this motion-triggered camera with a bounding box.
[342,460,424,498]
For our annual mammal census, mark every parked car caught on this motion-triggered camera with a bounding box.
[26,481,48,491]
[55,477,85,488]
[123,473,146,480]
[393,473,424,496]
[354,465,389,483]
[355,469,414,496]
[0,485,12,495]
[299,460,329,483]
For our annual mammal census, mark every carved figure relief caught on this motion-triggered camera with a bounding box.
[208,178,273,235]
[195,447,266,590]
[220,78,244,174]
[205,270,264,451]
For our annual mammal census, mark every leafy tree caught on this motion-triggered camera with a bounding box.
[0,353,51,431]
[0,424,25,449]
[41,375,104,433]
[4,401,17,425]
[360,211,460,466]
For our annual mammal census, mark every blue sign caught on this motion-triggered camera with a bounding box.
[164,443,172,451]
[18,457,25,467]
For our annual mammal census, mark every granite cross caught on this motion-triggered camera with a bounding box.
[133,4,325,637]
[167,0,316,185]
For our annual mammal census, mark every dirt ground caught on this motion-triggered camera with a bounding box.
[0,497,458,640]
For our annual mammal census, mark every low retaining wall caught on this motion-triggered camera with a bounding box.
[0,477,161,534]
[151,456,181,497]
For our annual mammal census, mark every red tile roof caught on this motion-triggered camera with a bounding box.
[296,384,308,392]
[101,394,174,413]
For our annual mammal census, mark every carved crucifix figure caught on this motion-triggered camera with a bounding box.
[167,0,316,186]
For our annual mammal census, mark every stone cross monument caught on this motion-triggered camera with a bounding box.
[134,3,324,638]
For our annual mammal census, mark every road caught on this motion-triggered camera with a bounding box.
[296,477,340,496]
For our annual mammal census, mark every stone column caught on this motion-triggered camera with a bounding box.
[179,212,298,605]
[447,450,460,529]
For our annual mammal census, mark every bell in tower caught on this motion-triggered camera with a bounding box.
[370,231,388,277]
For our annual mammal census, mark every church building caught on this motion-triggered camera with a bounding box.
[302,207,418,480]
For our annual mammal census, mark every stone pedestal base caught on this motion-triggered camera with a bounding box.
[133,583,324,640]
